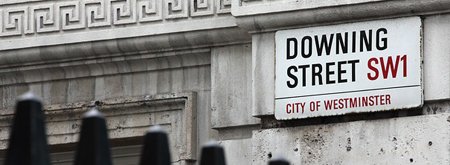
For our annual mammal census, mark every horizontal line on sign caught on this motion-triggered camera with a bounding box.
[275,85,421,100]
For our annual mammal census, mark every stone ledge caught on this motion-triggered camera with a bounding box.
[0,50,210,86]
[232,0,384,17]
[234,0,450,33]
[0,26,249,67]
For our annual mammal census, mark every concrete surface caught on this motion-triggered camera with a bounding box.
[252,113,450,165]
[212,44,260,128]
[424,14,450,101]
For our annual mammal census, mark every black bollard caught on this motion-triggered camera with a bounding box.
[139,125,171,165]
[268,156,290,165]
[199,141,226,165]
[5,92,51,165]
[74,107,112,165]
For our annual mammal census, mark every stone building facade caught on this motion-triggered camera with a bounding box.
[0,0,449,164]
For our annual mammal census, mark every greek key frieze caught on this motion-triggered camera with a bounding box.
[32,4,59,33]
[0,0,231,37]
[58,2,85,30]
[85,0,111,27]
[217,0,231,13]
[165,0,188,19]
[1,7,31,36]
[137,0,162,22]
[191,0,214,16]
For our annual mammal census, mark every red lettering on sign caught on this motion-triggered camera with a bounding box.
[324,94,392,110]
[367,55,407,80]
[285,102,306,114]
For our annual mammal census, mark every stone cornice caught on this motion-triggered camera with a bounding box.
[232,0,384,17]
[0,0,249,66]
[0,50,211,87]
[0,26,248,67]
[233,0,450,33]
[0,0,231,40]
[0,0,43,6]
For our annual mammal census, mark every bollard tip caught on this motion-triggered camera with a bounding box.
[83,107,104,118]
[75,107,112,165]
[269,154,290,165]
[17,91,41,102]
[199,140,226,165]
[271,155,289,162]
[147,125,164,133]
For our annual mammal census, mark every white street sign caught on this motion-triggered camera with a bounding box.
[275,17,422,120]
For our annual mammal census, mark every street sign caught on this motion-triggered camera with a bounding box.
[275,17,422,120]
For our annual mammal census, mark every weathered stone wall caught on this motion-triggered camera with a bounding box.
[220,0,450,164]
[1,0,450,164]
[0,51,213,164]
[252,111,450,165]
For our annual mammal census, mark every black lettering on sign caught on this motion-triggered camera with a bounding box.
[337,61,347,83]
[376,28,388,50]
[301,36,313,58]
[282,28,388,89]
[360,30,372,52]
[311,64,323,85]
[287,38,298,59]
[348,60,360,82]
[314,34,334,56]
[325,62,336,84]
[298,65,310,87]
[287,66,298,88]
[336,33,348,54]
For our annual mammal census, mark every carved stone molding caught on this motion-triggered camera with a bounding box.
[0,0,230,37]
[233,0,383,16]
[0,49,211,86]
[0,0,245,54]
[232,0,450,33]
[0,92,197,163]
